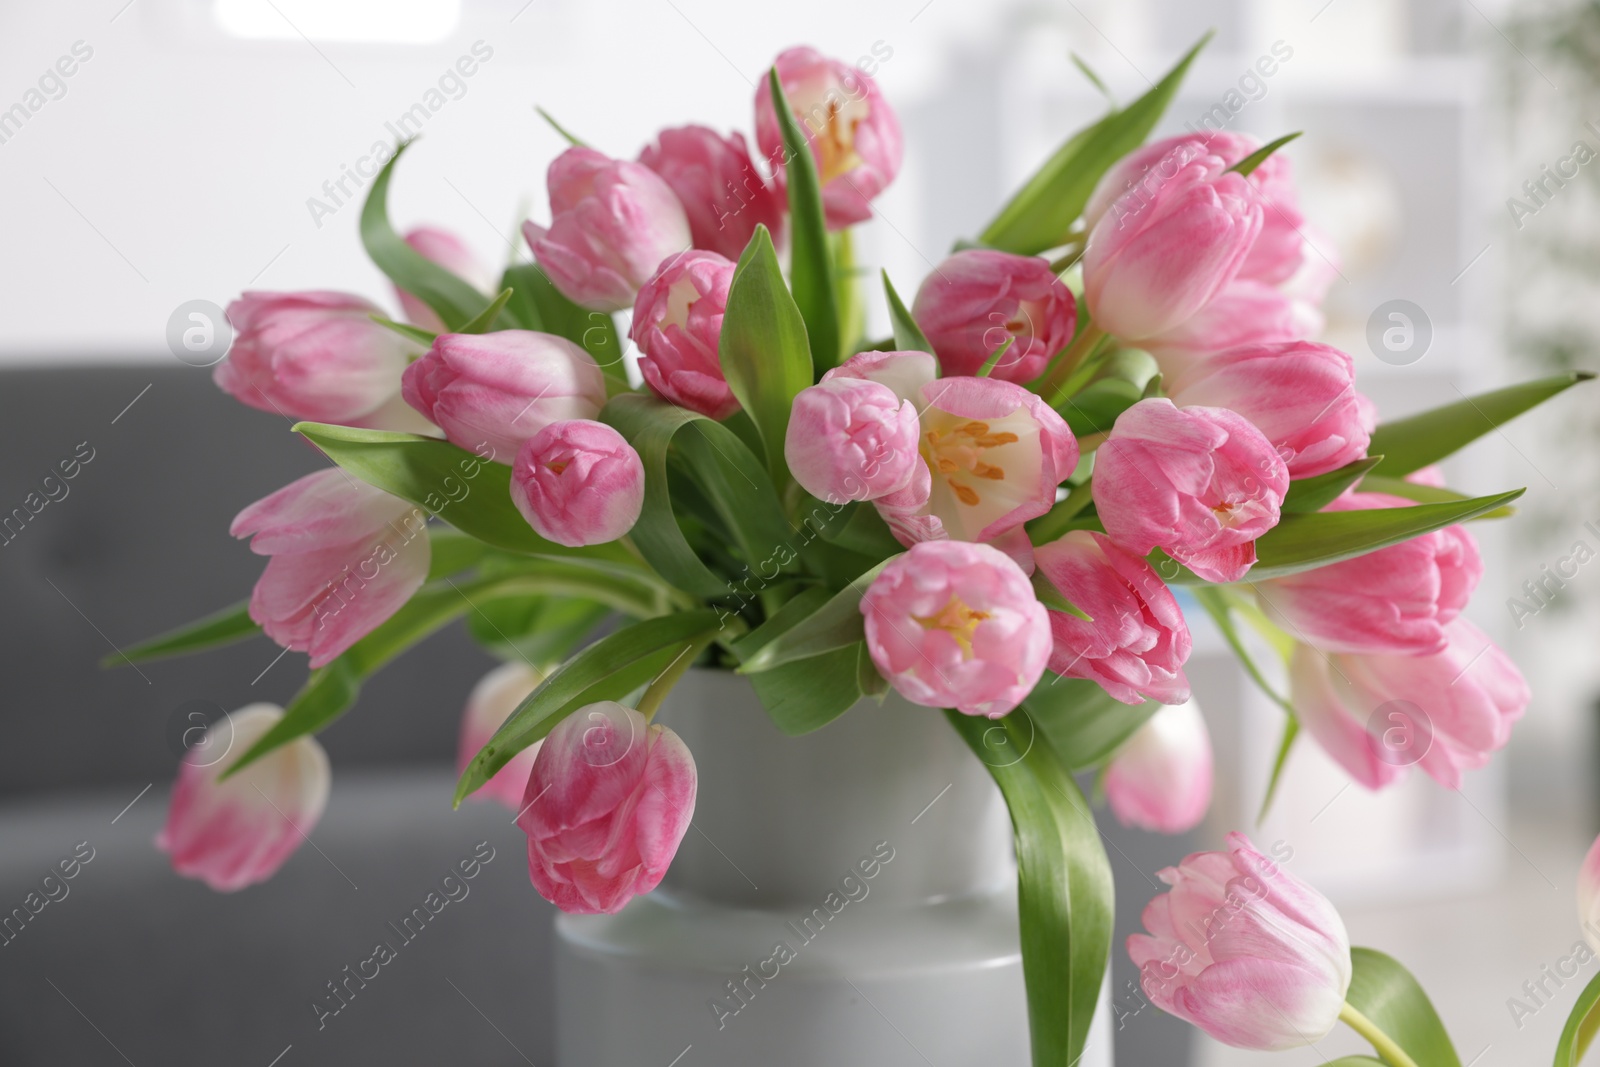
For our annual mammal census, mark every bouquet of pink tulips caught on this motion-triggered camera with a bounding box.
[121,34,1600,1067]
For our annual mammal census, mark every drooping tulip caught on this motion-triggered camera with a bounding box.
[911,249,1077,382]
[1104,699,1213,834]
[510,419,645,547]
[629,250,739,420]
[785,376,921,503]
[232,469,430,667]
[397,226,496,332]
[638,125,785,261]
[517,701,696,914]
[456,662,545,811]
[157,704,331,892]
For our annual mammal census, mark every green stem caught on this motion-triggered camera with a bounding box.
[1036,323,1106,405]
[1339,1002,1421,1067]
[634,632,716,722]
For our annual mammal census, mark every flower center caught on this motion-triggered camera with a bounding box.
[914,595,990,658]
[546,460,569,475]
[921,420,1018,506]
[796,89,871,184]
[661,275,701,331]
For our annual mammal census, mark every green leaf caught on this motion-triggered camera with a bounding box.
[1358,475,1518,519]
[1031,569,1091,621]
[979,33,1210,255]
[1023,674,1159,771]
[1191,588,1294,716]
[371,315,438,346]
[946,709,1113,1067]
[1346,947,1462,1067]
[1367,371,1593,477]
[1229,131,1302,176]
[426,527,495,580]
[882,270,933,354]
[736,559,893,672]
[748,642,865,735]
[466,595,609,667]
[498,263,628,386]
[767,67,840,371]
[1259,716,1299,823]
[977,336,1015,378]
[1057,376,1145,437]
[1282,456,1386,513]
[534,105,588,147]
[107,600,259,666]
[457,288,514,334]
[805,497,904,560]
[360,141,492,331]
[719,225,815,484]
[1553,969,1600,1066]
[455,610,727,804]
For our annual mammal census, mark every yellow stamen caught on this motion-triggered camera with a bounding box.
[913,595,991,658]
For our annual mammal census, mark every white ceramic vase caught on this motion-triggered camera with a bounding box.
[555,668,1112,1066]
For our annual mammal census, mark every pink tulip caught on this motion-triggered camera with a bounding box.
[911,250,1078,382]
[1288,617,1528,790]
[1258,493,1481,655]
[1104,699,1213,834]
[754,45,903,229]
[785,377,921,504]
[157,704,331,892]
[1142,279,1319,378]
[1094,399,1288,583]
[214,291,418,423]
[629,250,739,420]
[1578,834,1600,952]
[860,540,1050,717]
[397,226,496,332]
[457,662,545,811]
[523,147,691,312]
[1167,341,1376,479]
[1083,151,1263,341]
[1035,530,1191,705]
[1129,833,1352,1051]
[401,330,607,463]
[518,701,696,914]
[510,419,645,547]
[638,125,785,261]
[232,469,430,667]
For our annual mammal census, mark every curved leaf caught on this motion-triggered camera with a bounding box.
[1283,456,1386,513]
[1358,475,1517,519]
[767,66,839,371]
[1023,674,1158,771]
[1346,947,1461,1067]
[1229,131,1302,176]
[108,600,258,666]
[1553,969,1600,1066]
[735,558,893,672]
[882,270,933,353]
[498,262,628,387]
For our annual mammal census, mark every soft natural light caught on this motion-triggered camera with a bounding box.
[212,0,462,44]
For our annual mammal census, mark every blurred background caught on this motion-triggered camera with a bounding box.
[1,0,1595,1064]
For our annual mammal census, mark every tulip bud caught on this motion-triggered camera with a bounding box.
[629,250,739,420]
[231,469,431,667]
[397,226,496,332]
[518,701,696,914]
[1142,279,1318,379]
[860,540,1051,717]
[911,250,1078,382]
[510,419,645,547]
[1094,399,1288,584]
[214,291,419,423]
[1129,833,1352,1051]
[401,330,608,463]
[754,45,903,229]
[785,377,920,504]
[1104,700,1212,834]
[457,662,545,812]
[639,125,785,261]
[523,147,692,312]
[157,704,331,892]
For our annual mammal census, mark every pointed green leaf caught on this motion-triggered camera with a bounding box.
[767,67,840,371]
[1358,474,1517,519]
[1191,587,1294,716]
[1282,456,1386,513]
[534,105,588,147]
[1229,132,1302,176]
[882,270,933,354]
[749,641,866,735]
[1553,969,1600,1066]
[1258,716,1299,823]
[1346,948,1462,1067]
[107,600,259,666]
[457,288,514,334]
[736,559,893,672]
[371,315,438,346]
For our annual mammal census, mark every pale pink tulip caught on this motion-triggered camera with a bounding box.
[1141,279,1318,378]
[214,291,418,423]
[1035,530,1191,705]
[518,701,696,914]
[629,250,739,420]
[1258,493,1481,655]
[1094,399,1288,583]
[523,147,691,312]
[401,330,607,463]
[911,250,1077,382]
[754,45,903,229]
[1578,834,1600,952]
[785,377,920,504]
[397,226,496,332]
[1104,699,1213,834]
[457,662,544,811]
[232,469,430,667]
[860,540,1050,717]
[157,704,331,892]
[639,125,784,261]
[510,419,645,547]
[1129,833,1352,1051]
[1288,617,1528,790]
[1167,341,1376,478]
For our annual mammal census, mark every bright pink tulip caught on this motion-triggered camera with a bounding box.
[523,147,691,312]
[629,250,739,420]
[517,701,696,914]
[786,377,921,503]
[401,330,607,463]
[457,662,545,811]
[1142,279,1318,378]
[157,704,331,892]
[1035,530,1191,705]
[1288,617,1528,790]
[1167,341,1376,479]
[911,250,1077,382]
[1083,152,1263,341]
[860,540,1050,717]
[639,125,784,261]
[214,291,418,423]
[510,419,645,547]
[1094,399,1288,583]
[1258,493,1481,655]
[1129,833,1352,1051]
[1579,834,1600,951]
[1104,699,1213,833]
[754,45,903,229]
[232,469,430,667]
[397,226,496,332]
